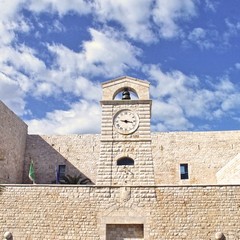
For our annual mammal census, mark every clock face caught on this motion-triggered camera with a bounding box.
[113,109,139,134]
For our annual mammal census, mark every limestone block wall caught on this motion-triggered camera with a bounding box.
[98,100,154,186]
[0,185,240,239]
[111,141,154,186]
[98,141,154,186]
[151,131,240,185]
[23,134,100,184]
[0,101,27,183]
[216,153,240,184]
[23,130,240,185]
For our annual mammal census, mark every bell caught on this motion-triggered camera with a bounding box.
[122,88,131,100]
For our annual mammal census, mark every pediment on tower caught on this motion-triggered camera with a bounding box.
[102,76,150,100]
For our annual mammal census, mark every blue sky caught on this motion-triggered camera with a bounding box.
[0,0,240,134]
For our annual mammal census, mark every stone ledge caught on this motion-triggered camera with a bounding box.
[1,184,240,188]
[101,100,152,105]
[100,138,152,142]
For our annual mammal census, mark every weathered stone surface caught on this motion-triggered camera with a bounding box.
[0,185,239,239]
[23,134,100,184]
[216,153,240,184]
[21,130,240,185]
[0,101,27,184]
[151,131,240,185]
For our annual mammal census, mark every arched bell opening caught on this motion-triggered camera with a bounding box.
[113,87,139,100]
[117,157,134,166]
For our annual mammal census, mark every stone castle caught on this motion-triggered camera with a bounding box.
[0,76,240,239]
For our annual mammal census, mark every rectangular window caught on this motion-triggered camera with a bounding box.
[180,164,189,179]
[58,165,66,180]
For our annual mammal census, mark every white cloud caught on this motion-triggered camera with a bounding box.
[1,45,46,75]
[0,40,103,133]
[188,27,215,49]
[0,44,42,116]
[0,35,105,101]
[83,28,141,75]
[1,0,239,135]
[145,65,240,131]
[27,0,199,43]
[73,77,101,100]
[221,94,240,112]
[0,3,31,46]
[0,71,26,115]
[233,117,240,123]
[216,77,240,112]
[145,65,201,130]
[93,0,155,43]
[48,28,141,78]
[151,100,193,131]
[0,44,48,100]
[235,63,240,70]
[0,2,37,115]
[27,0,92,16]
[223,19,240,44]
[36,19,66,34]
[26,100,101,134]
[204,0,218,12]
[225,19,240,34]
[153,0,197,38]
[0,42,103,114]
[34,82,56,97]
[214,77,235,92]
[147,64,198,99]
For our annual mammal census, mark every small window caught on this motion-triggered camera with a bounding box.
[180,164,189,179]
[58,165,66,181]
[117,157,134,166]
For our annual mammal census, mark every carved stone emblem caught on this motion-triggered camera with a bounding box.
[120,187,131,203]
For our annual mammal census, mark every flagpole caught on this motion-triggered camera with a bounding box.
[29,160,36,184]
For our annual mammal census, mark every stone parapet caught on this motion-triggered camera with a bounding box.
[22,130,240,185]
[24,134,100,184]
[0,185,240,239]
[151,131,240,185]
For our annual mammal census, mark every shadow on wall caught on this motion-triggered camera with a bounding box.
[0,186,5,195]
[23,135,93,184]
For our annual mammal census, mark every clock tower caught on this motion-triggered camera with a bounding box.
[96,76,155,186]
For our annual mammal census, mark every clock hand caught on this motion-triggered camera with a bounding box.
[120,120,133,123]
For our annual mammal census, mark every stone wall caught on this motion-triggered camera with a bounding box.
[0,185,240,239]
[151,131,240,185]
[23,134,100,184]
[216,153,240,184]
[0,101,27,184]
[24,130,240,185]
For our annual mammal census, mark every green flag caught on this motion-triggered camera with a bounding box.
[29,161,35,184]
